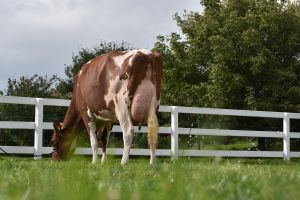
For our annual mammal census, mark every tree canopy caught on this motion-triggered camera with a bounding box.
[154,0,300,112]
[4,75,60,98]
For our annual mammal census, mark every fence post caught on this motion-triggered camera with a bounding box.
[283,113,290,161]
[34,98,43,160]
[171,106,179,159]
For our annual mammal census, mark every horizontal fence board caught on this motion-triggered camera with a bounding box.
[179,128,283,138]
[0,96,36,105]
[42,122,54,130]
[288,113,300,119]
[41,98,70,106]
[0,121,35,129]
[177,106,284,118]
[289,132,300,139]
[178,150,283,157]
[159,105,172,112]
[42,122,172,134]
[42,147,171,156]
[290,152,300,157]
[0,146,34,154]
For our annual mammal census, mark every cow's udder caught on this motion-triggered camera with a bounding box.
[130,80,155,125]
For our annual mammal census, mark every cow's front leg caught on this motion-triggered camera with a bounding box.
[88,121,98,164]
[99,124,112,164]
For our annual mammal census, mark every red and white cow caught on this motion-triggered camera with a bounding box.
[51,49,163,164]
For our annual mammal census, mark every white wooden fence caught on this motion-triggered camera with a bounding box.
[0,96,300,161]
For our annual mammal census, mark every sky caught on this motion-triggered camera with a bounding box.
[0,0,203,92]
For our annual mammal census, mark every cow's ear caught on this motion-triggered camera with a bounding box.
[53,120,62,132]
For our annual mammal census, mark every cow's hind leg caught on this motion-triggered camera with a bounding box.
[147,104,158,165]
[99,123,112,164]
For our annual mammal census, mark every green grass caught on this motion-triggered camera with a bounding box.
[1,156,300,200]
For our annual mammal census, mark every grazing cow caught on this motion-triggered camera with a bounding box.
[51,49,163,165]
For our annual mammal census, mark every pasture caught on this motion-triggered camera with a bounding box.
[1,156,300,200]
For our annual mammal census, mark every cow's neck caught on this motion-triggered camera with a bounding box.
[62,98,80,133]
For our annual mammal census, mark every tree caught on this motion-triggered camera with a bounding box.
[155,0,300,112]
[154,0,300,150]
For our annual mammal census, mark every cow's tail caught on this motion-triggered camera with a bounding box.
[147,97,158,165]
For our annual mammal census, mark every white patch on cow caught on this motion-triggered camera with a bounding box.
[139,49,152,55]
[93,109,116,122]
[113,49,152,68]
[87,108,93,118]
[88,106,116,122]
[79,70,82,76]
[113,51,135,68]
[104,75,129,108]
[87,60,92,64]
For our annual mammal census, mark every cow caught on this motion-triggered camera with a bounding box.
[51,49,163,165]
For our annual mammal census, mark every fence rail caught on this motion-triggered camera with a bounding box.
[1,96,300,161]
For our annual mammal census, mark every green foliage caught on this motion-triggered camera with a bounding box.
[0,75,63,146]
[155,0,300,112]
[154,34,208,107]
[153,0,300,150]
[1,157,300,200]
[5,74,60,98]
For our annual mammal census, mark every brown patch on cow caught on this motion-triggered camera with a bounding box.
[122,52,150,97]
[78,53,110,113]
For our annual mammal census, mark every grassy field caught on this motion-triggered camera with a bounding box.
[1,156,300,200]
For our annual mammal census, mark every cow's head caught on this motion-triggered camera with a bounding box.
[51,120,76,161]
